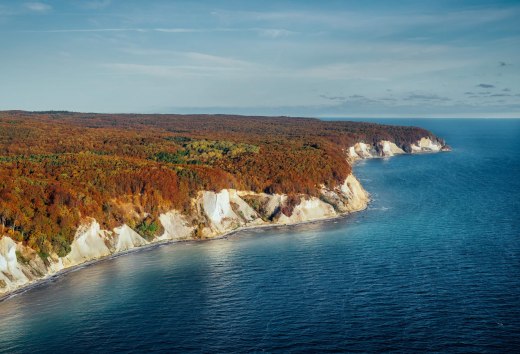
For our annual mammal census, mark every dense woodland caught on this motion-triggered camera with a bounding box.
[0,111,437,256]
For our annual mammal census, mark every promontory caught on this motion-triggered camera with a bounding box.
[0,111,449,297]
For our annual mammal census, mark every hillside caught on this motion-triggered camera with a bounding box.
[0,111,446,258]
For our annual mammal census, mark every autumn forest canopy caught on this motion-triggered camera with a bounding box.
[0,111,435,256]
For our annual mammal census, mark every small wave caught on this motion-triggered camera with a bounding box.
[369,206,391,211]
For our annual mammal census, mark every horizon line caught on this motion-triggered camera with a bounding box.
[1,109,520,119]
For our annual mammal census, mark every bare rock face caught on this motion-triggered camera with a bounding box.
[0,237,29,292]
[0,237,50,294]
[158,211,194,241]
[351,142,376,159]
[378,140,405,157]
[277,197,336,224]
[113,225,148,252]
[340,174,370,212]
[410,137,442,153]
[348,136,449,160]
[228,190,259,223]
[62,221,111,268]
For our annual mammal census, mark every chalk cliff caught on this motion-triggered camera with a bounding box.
[0,135,449,297]
[0,172,369,297]
[348,136,449,160]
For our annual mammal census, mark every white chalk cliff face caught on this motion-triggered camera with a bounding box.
[277,197,336,224]
[113,225,148,252]
[0,237,28,292]
[62,221,111,268]
[200,189,264,236]
[0,171,372,297]
[0,174,369,296]
[410,137,443,153]
[158,211,194,241]
[348,136,449,160]
[0,136,448,297]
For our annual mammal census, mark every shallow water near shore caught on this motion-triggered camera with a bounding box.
[1,119,519,352]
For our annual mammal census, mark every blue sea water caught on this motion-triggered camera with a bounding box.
[0,119,519,353]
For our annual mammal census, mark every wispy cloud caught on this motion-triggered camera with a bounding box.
[80,0,112,10]
[476,83,495,88]
[118,48,256,68]
[181,52,254,67]
[297,58,472,81]
[19,28,148,33]
[256,28,295,38]
[210,7,519,35]
[404,94,451,101]
[24,2,51,13]
[320,95,347,101]
[15,26,296,38]
[103,62,248,78]
[153,28,205,33]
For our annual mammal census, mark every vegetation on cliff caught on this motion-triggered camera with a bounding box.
[0,111,437,256]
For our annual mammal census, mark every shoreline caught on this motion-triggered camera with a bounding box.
[1,147,447,303]
[0,203,368,303]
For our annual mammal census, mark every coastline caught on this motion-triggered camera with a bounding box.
[0,137,449,301]
[0,206,366,303]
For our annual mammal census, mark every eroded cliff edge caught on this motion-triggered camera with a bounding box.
[0,136,449,298]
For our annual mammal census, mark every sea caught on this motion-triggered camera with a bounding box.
[0,119,519,353]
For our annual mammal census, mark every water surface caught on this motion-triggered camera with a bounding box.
[1,119,519,352]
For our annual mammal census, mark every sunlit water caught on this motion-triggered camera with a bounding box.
[1,119,519,353]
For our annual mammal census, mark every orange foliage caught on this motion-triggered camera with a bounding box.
[0,111,436,255]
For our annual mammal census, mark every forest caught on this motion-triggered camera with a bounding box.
[0,111,438,257]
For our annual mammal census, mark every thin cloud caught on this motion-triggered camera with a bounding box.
[210,7,518,35]
[320,95,347,101]
[154,28,205,33]
[15,27,296,38]
[320,94,375,102]
[118,48,256,68]
[80,0,112,10]
[256,28,296,38]
[476,83,495,88]
[404,94,451,101]
[19,28,148,33]
[14,28,207,34]
[24,2,51,13]
[103,63,247,78]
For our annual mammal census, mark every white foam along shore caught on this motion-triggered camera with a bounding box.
[0,136,449,300]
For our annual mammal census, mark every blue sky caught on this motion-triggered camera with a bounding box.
[0,0,519,117]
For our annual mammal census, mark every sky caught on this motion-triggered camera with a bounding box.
[0,0,519,117]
